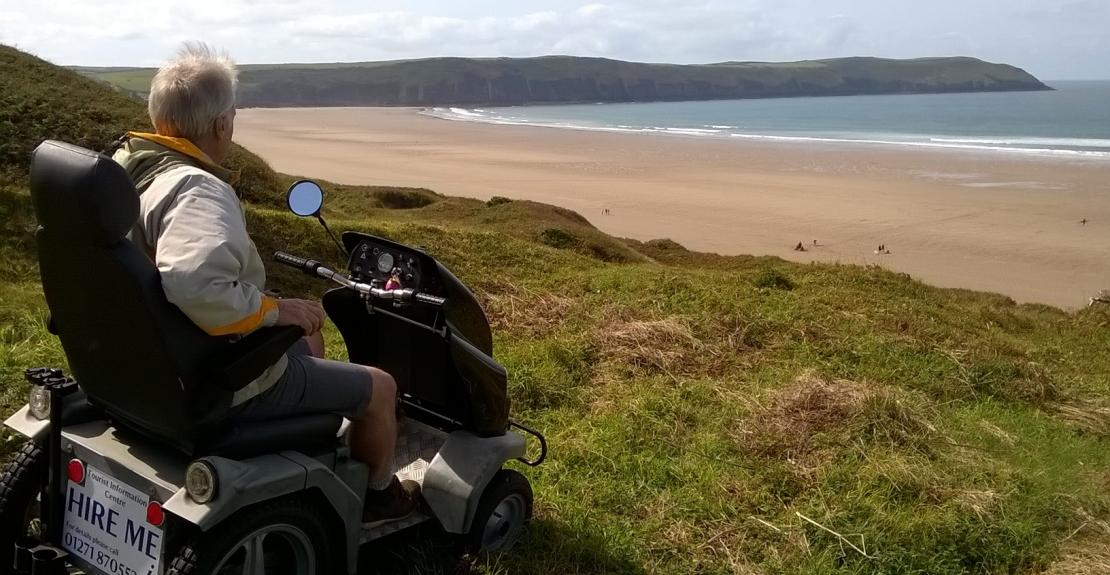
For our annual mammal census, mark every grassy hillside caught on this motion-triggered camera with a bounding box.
[78,55,1050,108]
[0,45,293,206]
[5,46,1110,575]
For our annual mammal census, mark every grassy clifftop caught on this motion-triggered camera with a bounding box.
[4,46,1110,574]
[78,55,1049,108]
[0,45,284,204]
[0,46,146,177]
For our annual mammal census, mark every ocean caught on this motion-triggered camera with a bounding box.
[425,81,1110,160]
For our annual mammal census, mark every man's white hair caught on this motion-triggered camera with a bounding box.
[148,42,238,141]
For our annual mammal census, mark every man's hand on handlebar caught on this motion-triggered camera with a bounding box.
[275,298,326,335]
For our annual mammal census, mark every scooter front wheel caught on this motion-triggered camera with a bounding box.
[465,469,534,553]
[166,495,338,575]
[0,440,45,570]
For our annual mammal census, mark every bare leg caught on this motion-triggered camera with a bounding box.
[349,367,398,486]
[304,332,325,358]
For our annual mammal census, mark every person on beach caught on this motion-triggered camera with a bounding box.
[109,42,419,525]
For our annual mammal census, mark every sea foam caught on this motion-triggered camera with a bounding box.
[421,103,1110,161]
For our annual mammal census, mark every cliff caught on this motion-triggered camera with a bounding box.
[78,55,1050,108]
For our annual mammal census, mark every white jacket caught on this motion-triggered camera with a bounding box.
[115,134,285,405]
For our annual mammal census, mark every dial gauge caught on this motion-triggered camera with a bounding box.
[377,253,395,273]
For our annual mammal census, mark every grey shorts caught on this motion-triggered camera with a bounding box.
[232,339,372,422]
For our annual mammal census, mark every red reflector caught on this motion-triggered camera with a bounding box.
[147,501,165,527]
[67,459,85,484]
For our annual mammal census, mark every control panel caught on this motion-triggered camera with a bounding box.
[349,239,424,292]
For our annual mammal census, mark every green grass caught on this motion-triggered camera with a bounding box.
[69,68,153,93]
[4,44,1110,574]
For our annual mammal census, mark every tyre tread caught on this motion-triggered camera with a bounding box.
[0,440,45,568]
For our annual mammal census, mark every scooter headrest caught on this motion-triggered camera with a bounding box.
[30,140,138,246]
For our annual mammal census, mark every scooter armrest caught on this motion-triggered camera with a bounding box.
[205,326,303,392]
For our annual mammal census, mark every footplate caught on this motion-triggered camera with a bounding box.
[394,419,447,485]
[360,419,447,542]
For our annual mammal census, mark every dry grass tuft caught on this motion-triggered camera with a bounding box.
[978,420,1017,445]
[949,489,1002,520]
[481,280,576,337]
[1003,361,1063,404]
[596,317,700,376]
[1041,519,1110,575]
[1050,400,1110,437]
[592,315,759,380]
[659,517,766,575]
[736,373,939,463]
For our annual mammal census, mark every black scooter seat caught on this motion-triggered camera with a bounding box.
[199,414,344,459]
[62,390,343,460]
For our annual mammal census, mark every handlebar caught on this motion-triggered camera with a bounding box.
[414,292,447,307]
[273,251,446,308]
[273,251,323,275]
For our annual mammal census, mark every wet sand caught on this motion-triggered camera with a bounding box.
[235,107,1110,309]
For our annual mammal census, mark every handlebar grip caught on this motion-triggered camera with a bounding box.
[273,251,321,275]
[414,292,447,307]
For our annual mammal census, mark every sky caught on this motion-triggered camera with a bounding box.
[1,0,1107,80]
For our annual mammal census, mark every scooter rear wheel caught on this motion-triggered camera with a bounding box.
[166,495,338,575]
[0,440,45,570]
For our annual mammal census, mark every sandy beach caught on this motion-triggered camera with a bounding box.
[235,107,1110,309]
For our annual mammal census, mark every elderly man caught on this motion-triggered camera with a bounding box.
[111,43,417,525]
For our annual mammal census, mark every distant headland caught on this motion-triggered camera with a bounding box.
[75,55,1050,108]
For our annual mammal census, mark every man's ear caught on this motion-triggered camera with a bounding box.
[214,114,229,139]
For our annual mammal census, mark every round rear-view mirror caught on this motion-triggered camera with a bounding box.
[287,180,324,217]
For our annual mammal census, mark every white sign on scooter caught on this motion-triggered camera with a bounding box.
[62,463,162,575]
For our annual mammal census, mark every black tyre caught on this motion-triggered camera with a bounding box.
[0,440,45,570]
[166,496,338,575]
[465,469,533,553]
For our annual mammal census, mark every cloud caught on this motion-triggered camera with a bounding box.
[1014,0,1108,21]
[575,4,610,19]
[0,0,1105,78]
[0,0,820,64]
[811,15,857,53]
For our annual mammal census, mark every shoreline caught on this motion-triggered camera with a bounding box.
[418,105,1110,162]
[235,107,1110,309]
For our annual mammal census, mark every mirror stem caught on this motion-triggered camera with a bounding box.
[316,214,349,263]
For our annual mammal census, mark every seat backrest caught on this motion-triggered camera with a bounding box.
[30,141,231,452]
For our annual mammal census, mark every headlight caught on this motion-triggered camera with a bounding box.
[185,460,218,504]
[28,386,50,420]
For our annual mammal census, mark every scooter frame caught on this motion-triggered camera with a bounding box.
[6,371,543,574]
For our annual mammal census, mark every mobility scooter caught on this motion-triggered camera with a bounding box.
[0,140,546,574]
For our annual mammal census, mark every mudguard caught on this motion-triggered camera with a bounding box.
[165,452,367,574]
[287,451,368,575]
[164,454,307,527]
[4,405,48,442]
[4,394,103,442]
[422,430,526,533]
